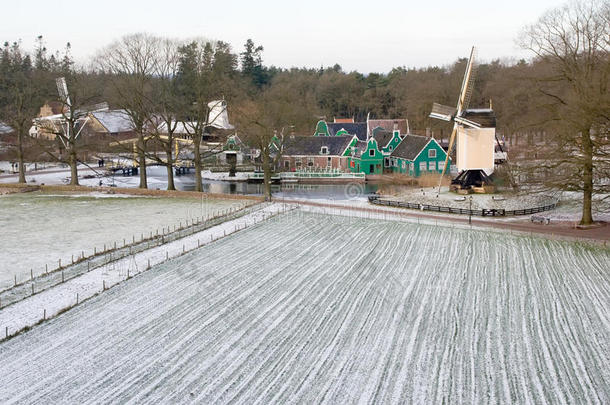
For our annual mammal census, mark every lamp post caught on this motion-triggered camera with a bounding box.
[469,195,473,225]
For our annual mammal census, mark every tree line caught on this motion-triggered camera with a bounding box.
[0,0,608,223]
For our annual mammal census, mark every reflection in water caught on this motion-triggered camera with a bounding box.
[175,174,382,200]
[143,167,403,200]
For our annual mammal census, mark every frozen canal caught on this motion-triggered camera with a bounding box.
[0,211,608,403]
[0,192,246,290]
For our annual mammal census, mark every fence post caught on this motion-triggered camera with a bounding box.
[62,270,64,283]
[76,293,79,304]
[31,284,34,295]
[14,274,16,286]
[71,254,74,264]
[31,269,33,281]
[43,309,46,320]
[59,258,61,268]
[5,326,8,338]
[46,263,48,274]
[147,259,150,269]
[103,280,106,290]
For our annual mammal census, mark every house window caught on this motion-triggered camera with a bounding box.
[409,162,414,172]
[369,149,375,157]
[389,146,393,152]
[317,132,325,136]
[327,157,332,167]
[402,161,406,169]
[438,161,445,170]
[296,159,302,168]
[384,157,390,167]
[321,146,329,155]
[284,160,290,169]
[428,161,436,171]
[308,158,314,167]
[428,149,436,158]
[419,161,427,171]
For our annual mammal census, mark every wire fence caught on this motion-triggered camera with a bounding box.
[1,202,296,341]
[368,195,558,217]
[0,202,263,310]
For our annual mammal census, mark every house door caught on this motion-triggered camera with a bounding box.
[369,164,374,173]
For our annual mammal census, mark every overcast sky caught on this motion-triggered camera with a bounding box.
[2,0,565,73]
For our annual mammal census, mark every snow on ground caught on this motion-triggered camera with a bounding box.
[0,203,287,337]
[0,211,608,403]
[0,161,63,174]
[384,186,557,211]
[0,192,248,290]
[201,170,249,181]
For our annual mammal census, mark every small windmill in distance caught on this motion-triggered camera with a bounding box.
[429,47,496,195]
[35,77,109,145]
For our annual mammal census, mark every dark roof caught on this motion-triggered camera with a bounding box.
[282,135,353,156]
[371,130,393,148]
[367,119,407,137]
[462,109,496,128]
[391,135,432,160]
[353,140,368,157]
[327,122,367,140]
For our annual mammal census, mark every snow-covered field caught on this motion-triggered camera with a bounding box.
[0,211,608,403]
[0,192,247,290]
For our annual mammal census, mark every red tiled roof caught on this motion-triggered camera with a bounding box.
[334,118,354,123]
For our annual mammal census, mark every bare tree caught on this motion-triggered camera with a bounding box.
[520,0,609,225]
[236,95,287,201]
[96,33,160,189]
[32,73,102,185]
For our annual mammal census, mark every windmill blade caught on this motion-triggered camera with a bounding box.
[436,122,458,195]
[456,47,477,114]
[454,116,481,128]
[429,103,457,121]
[56,77,72,108]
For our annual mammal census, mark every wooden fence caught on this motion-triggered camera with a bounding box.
[368,195,557,217]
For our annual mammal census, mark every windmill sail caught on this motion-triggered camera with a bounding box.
[429,103,456,122]
[429,46,478,194]
[56,77,71,108]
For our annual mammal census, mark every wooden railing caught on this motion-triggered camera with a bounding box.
[368,195,557,217]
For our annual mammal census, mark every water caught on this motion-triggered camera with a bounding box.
[118,166,384,200]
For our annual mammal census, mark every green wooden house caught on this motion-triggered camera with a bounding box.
[390,135,450,177]
[347,138,385,174]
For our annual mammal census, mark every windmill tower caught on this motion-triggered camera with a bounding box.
[430,47,496,193]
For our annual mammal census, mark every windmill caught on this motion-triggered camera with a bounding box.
[35,77,109,143]
[430,47,496,194]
